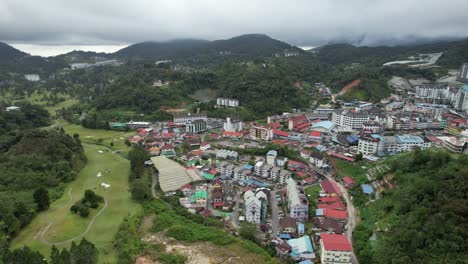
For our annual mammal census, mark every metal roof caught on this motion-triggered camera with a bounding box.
[151,156,199,192]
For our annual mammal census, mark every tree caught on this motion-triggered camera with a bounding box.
[3,246,47,264]
[58,248,71,264]
[130,179,152,202]
[239,222,257,242]
[128,145,148,179]
[355,152,363,161]
[33,187,50,211]
[78,206,89,217]
[50,245,60,264]
[70,238,98,264]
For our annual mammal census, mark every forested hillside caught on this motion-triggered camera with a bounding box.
[0,103,86,257]
[0,42,27,61]
[352,149,468,264]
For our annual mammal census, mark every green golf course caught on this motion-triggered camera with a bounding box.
[11,142,139,263]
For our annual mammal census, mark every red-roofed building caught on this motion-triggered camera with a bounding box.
[318,200,345,210]
[268,122,282,129]
[162,132,175,139]
[288,115,308,131]
[308,131,322,142]
[330,152,354,162]
[272,129,290,139]
[223,131,243,138]
[296,171,306,178]
[288,160,307,170]
[320,180,341,195]
[319,196,341,204]
[211,188,224,208]
[200,142,211,151]
[320,233,352,263]
[272,139,287,145]
[208,133,220,139]
[300,149,311,159]
[303,177,317,185]
[323,209,347,220]
[294,122,310,132]
[342,176,356,188]
[180,184,192,197]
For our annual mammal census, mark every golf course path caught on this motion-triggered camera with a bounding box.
[39,198,108,246]
[67,188,73,204]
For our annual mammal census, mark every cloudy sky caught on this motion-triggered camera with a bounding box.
[2,0,468,56]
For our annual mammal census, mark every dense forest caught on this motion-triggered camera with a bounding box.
[1,36,467,127]
[352,149,468,264]
[0,103,86,258]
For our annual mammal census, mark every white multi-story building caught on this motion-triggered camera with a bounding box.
[220,163,235,178]
[270,167,281,182]
[266,150,277,165]
[217,98,239,108]
[174,112,208,125]
[286,178,308,221]
[278,170,291,184]
[233,166,245,180]
[332,110,370,129]
[262,164,272,178]
[254,161,264,176]
[458,63,468,83]
[383,135,431,154]
[309,152,327,168]
[415,84,454,105]
[244,190,261,224]
[320,233,352,264]
[185,120,207,133]
[223,117,243,132]
[358,134,385,156]
[453,85,468,112]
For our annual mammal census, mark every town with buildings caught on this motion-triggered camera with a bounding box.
[119,63,468,264]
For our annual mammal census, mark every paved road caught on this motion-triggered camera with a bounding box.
[230,191,241,228]
[269,189,281,236]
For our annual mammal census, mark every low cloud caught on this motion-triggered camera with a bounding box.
[1,0,468,46]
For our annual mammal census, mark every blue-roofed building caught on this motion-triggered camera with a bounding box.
[361,184,374,194]
[287,235,315,261]
[279,233,292,240]
[395,135,424,144]
[311,121,336,132]
[346,134,359,144]
[297,222,305,235]
[315,145,326,152]
[315,208,324,216]
[299,260,313,264]
[243,164,254,171]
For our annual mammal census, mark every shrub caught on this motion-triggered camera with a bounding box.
[158,253,187,264]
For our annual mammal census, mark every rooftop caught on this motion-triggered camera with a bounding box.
[311,121,336,130]
[152,156,198,192]
[287,235,314,254]
[395,135,424,144]
[320,233,352,252]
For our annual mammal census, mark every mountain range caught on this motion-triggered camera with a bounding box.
[1,34,468,68]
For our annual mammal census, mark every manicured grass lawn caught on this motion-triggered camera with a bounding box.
[305,185,321,214]
[46,98,79,114]
[58,121,134,158]
[333,158,369,184]
[3,91,78,115]
[11,143,139,263]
